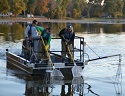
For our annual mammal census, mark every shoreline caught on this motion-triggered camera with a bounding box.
[0,18,125,24]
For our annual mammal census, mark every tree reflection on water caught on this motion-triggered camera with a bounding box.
[1,21,123,96]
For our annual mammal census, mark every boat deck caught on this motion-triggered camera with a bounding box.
[6,36,85,77]
[6,50,84,76]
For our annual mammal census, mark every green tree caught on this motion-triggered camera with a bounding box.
[92,5,104,17]
[49,0,71,19]
[27,0,37,14]
[0,0,10,14]
[104,0,124,18]
[85,0,104,18]
[71,0,86,19]
[22,0,29,17]
[91,0,104,17]
[9,0,25,17]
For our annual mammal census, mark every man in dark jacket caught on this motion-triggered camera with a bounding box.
[59,25,75,62]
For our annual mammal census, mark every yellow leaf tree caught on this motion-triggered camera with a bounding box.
[37,0,49,16]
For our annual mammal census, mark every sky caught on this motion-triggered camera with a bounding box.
[86,0,105,6]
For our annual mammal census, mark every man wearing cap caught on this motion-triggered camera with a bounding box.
[59,25,75,62]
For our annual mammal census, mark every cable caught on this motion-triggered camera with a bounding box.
[86,44,100,58]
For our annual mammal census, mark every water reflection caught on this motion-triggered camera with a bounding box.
[7,62,122,96]
[7,71,85,95]
[7,63,100,96]
[0,21,124,96]
[1,22,125,42]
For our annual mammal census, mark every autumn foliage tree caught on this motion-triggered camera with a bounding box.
[71,0,86,18]
[0,0,10,14]
[9,0,25,17]
[27,0,37,14]
[1,0,125,19]
[37,0,49,16]
[103,0,124,18]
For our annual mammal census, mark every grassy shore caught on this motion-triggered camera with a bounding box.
[0,17,125,24]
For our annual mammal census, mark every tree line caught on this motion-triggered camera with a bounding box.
[0,0,124,19]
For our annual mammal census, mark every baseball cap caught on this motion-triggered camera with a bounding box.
[67,25,73,31]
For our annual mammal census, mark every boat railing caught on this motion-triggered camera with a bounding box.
[18,36,85,65]
[50,36,85,63]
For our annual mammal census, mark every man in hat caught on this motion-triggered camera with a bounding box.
[59,25,75,62]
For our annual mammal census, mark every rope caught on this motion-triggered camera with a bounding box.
[86,44,100,58]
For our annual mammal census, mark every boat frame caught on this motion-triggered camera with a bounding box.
[6,36,85,77]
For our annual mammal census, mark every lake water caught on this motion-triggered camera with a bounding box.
[0,20,125,96]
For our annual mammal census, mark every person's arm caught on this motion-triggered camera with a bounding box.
[45,35,52,50]
[24,25,30,38]
[59,28,67,42]
[47,35,52,45]
[71,32,75,41]
[59,29,63,37]
[36,26,44,35]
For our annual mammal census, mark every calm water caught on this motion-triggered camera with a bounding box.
[0,20,125,96]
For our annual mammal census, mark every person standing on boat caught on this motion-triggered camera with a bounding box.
[37,26,52,60]
[24,20,38,39]
[24,20,39,60]
[59,25,75,62]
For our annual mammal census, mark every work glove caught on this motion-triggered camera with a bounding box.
[45,45,49,50]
